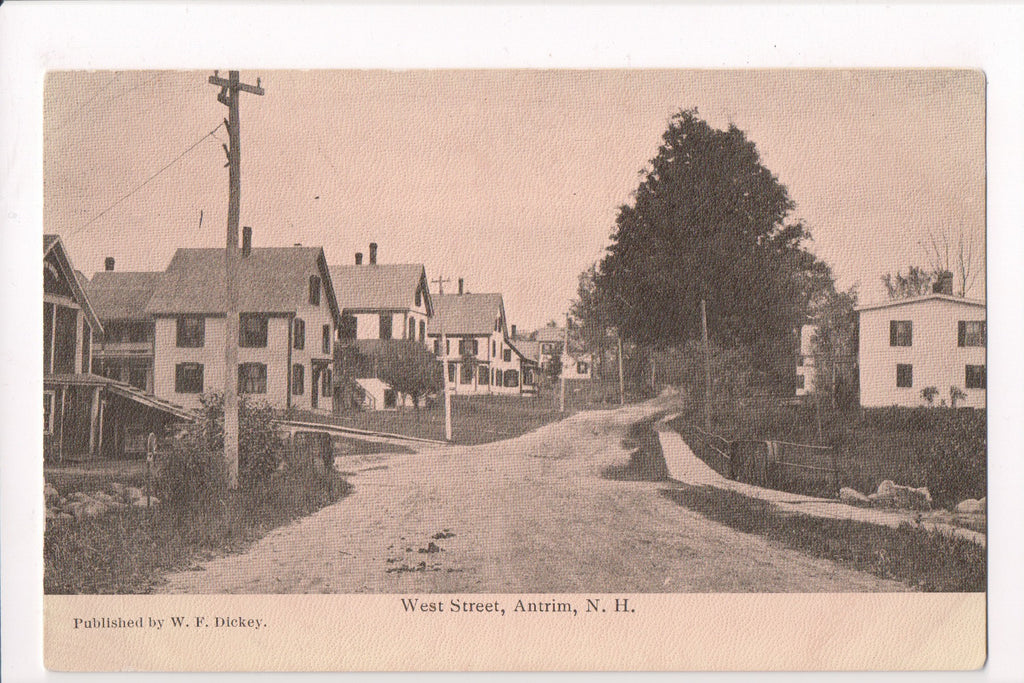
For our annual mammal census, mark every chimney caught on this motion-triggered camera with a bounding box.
[511,324,517,338]
[355,252,363,265]
[458,278,464,295]
[933,270,953,295]
[369,242,378,265]
[104,257,115,271]
[242,226,252,257]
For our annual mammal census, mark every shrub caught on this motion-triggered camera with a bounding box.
[921,408,986,508]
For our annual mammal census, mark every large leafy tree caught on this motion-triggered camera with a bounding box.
[596,109,829,392]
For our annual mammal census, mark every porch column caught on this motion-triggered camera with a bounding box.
[89,385,101,457]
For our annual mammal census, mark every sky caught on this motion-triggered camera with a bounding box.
[45,69,985,331]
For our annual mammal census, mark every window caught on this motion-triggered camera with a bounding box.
[460,362,474,384]
[459,339,479,356]
[240,314,268,347]
[896,363,913,388]
[292,363,304,395]
[492,340,496,357]
[795,374,805,390]
[419,319,425,342]
[340,314,357,340]
[493,368,498,385]
[446,339,450,355]
[175,363,204,393]
[293,318,305,350]
[322,324,331,354]
[796,355,804,367]
[958,321,986,347]
[503,349,512,362]
[890,320,912,347]
[576,361,589,375]
[379,313,392,340]
[309,275,321,305]
[44,391,55,435]
[479,365,490,385]
[447,363,456,384]
[408,318,416,340]
[541,343,554,354]
[415,288,422,307]
[81,324,91,374]
[322,368,332,397]
[965,364,986,389]
[503,369,519,388]
[434,339,441,355]
[176,315,204,347]
[238,363,267,394]
[384,389,397,409]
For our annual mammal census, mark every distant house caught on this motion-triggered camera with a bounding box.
[856,293,986,408]
[795,324,817,397]
[427,285,536,395]
[86,259,161,393]
[535,326,593,380]
[145,236,341,413]
[329,243,434,410]
[44,235,191,462]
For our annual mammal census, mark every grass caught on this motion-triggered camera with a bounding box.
[289,389,571,446]
[44,466,352,594]
[661,485,986,592]
[332,435,415,456]
[45,459,147,497]
[668,404,985,509]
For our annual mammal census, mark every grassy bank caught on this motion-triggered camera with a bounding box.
[668,404,985,509]
[662,485,986,592]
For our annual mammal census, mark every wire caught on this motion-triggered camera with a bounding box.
[58,72,121,129]
[69,121,225,237]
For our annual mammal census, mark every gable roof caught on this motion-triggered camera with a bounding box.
[855,293,986,313]
[86,271,163,321]
[328,263,432,315]
[43,234,102,333]
[145,247,341,325]
[508,339,540,365]
[427,293,504,336]
[536,326,565,343]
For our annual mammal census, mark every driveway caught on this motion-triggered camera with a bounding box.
[157,399,905,593]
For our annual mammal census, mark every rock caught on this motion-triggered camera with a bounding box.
[46,508,56,519]
[956,498,982,514]
[876,480,897,497]
[73,500,108,519]
[926,509,955,525]
[894,485,931,511]
[125,486,144,501]
[978,497,986,513]
[57,513,74,520]
[44,483,59,502]
[107,482,126,498]
[131,496,159,507]
[839,487,871,506]
[90,491,115,504]
[69,491,92,503]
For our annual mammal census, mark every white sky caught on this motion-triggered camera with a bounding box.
[45,69,984,330]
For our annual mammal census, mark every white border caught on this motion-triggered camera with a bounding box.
[3,3,1023,681]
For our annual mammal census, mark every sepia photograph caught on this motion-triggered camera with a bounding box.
[6,3,1021,674]
[42,69,986,599]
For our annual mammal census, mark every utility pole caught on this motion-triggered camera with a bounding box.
[431,275,453,441]
[559,314,569,412]
[209,70,263,489]
[700,298,712,433]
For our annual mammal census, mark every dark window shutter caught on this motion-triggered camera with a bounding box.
[958,321,966,347]
[890,320,897,346]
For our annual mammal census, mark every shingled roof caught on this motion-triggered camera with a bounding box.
[328,263,432,315]
[427,293,505,336]
[145,247,340,324]
[86,271,163,321]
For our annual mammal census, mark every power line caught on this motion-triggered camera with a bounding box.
[58,72,121,129]
[69,121,224,237]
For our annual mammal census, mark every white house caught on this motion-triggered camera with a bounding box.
[535,326,593,379]
[795,323,817,397]
[856,293,986,408]
[145,235,341,413]
[427,285,536,395]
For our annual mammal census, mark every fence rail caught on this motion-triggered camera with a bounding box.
[673,419,839,498]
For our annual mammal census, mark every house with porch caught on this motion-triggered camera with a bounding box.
[145,233,341,413]
[44,235,192,463]
[427,284,536,395]
[329,243,434,410]
[535,326,593,380]
[856,291,986,408]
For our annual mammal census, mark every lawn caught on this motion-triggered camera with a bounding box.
[289,389,575,446]
[668,403,986,510]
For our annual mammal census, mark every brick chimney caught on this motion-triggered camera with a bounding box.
[511,324,517,338]
[104,257,115,271]
[355,252,363,265]
[242,226,252,257]
[458,278,464,295]
[369,242,378,265]
[933,270,953,295]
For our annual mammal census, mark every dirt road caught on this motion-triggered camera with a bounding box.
[158,399,905,593]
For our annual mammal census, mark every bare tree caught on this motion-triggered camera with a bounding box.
[921,225,982,297]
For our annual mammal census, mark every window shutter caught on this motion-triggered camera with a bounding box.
[957,321,966,347]
[889,320,897,346]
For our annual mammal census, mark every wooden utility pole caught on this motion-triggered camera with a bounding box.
[700,298,713,433]
[559,314,569,412]
[431,275,453,441]
[209,70,263,489]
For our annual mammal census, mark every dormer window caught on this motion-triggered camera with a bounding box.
[309,275,321,305]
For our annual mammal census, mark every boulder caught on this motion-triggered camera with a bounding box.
[956,498,982,514]
[979,497,986,513]
[90,491,115,504]
[876,480,897,497]
[46,508,56,520]
[125,486,144,502]
[107,482,126,498]
[131,496,159,508]
[44,483,59,502]
[69,491,92,503]
[839,487,871,507]
[72,500,108,519]
[894,485,932,511]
